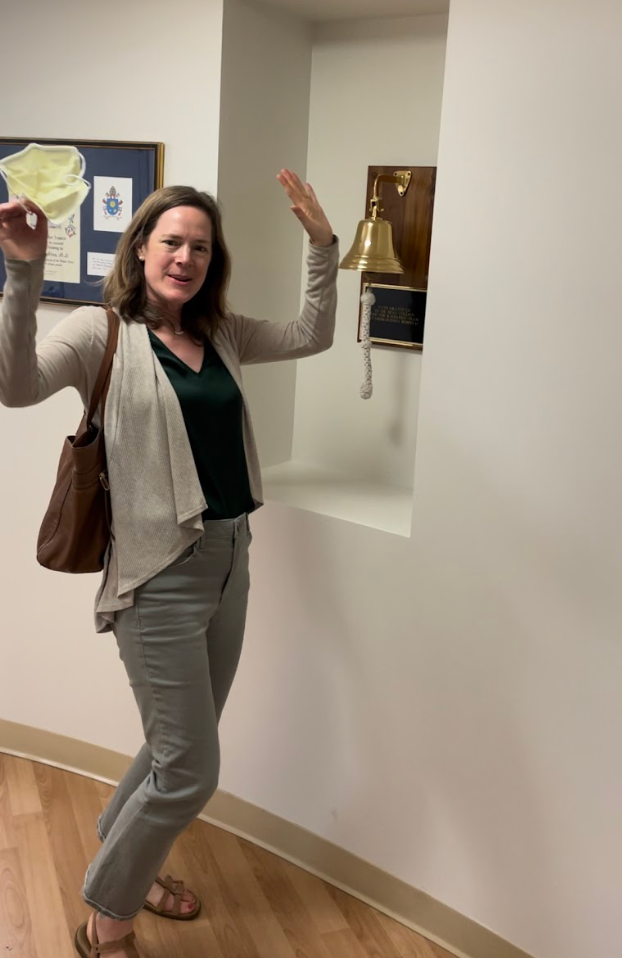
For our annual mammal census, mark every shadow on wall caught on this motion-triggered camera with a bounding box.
[386,346,413,448]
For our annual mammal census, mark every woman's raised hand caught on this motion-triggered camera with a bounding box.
[0,200,48,261]
[277,169,334,248]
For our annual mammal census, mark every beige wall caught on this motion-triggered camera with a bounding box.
[0,0,225,751]
[218,0,313,467]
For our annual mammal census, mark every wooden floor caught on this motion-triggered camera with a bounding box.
[0,752,454,958]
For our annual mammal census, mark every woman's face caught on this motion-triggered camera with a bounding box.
[137,205,213,314]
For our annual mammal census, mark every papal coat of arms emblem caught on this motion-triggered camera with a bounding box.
[103,186,123,221]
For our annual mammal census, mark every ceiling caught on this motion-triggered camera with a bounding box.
[254,0,449,23]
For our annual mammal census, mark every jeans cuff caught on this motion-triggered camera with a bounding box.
[82,890,143,922]
[96,815,106,843]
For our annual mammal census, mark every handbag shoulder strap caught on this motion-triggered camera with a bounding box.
[86,308,121,427]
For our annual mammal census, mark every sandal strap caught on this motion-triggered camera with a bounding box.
[154,874,185,916]
[90,916,138,957]
[96,932,137,955]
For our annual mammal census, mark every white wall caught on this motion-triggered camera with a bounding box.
[0,0,224,750]
[407,3,622,953]
[218,0,313,467]
[291,16,447,486]
[220,5,622,958]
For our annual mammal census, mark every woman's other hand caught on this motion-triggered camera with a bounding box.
[277,169,334,248]
[0,200,48,261]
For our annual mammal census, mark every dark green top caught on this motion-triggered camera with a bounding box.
[148,330,254,520]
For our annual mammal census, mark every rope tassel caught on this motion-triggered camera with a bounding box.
[359,290,375,400]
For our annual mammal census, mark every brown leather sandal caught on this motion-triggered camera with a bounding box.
[142,873,201,921]
[75,912,140,958]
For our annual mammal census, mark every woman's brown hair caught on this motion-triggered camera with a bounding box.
[103,185,231,339]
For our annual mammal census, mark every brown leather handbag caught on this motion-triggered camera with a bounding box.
[37,309,120,573]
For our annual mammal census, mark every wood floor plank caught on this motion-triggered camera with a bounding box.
[322,927,378,958]
[325,884,405,958]
[376,912,453,958]
[0,848,36,958]
[65,770,107,865]
[0,756,16,849]
[13,813,75,958]
[136,909,227,958]
[240,838,335,958]
[33,763,91,937]
[431,945,458,958]
[3,756,41,817]
[205,824,298,958]
[93,780,114,803]
[93,780,114,819]
[280,860,349,935]
[177,819,263,958]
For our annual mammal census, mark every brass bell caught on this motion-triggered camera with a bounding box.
[340,170,411,274]
[339,217,404,273]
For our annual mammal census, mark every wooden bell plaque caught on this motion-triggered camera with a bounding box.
[359,165,436,350]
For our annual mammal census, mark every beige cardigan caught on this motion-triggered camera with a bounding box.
[0,241,339,631]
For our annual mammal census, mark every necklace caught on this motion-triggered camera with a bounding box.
[173,329,186,337]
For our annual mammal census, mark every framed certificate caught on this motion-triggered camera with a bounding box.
[0,137,164,306]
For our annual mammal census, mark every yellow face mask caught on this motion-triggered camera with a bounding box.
[0,143,91,226]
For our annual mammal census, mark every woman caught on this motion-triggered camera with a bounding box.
[0,170,338,958]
